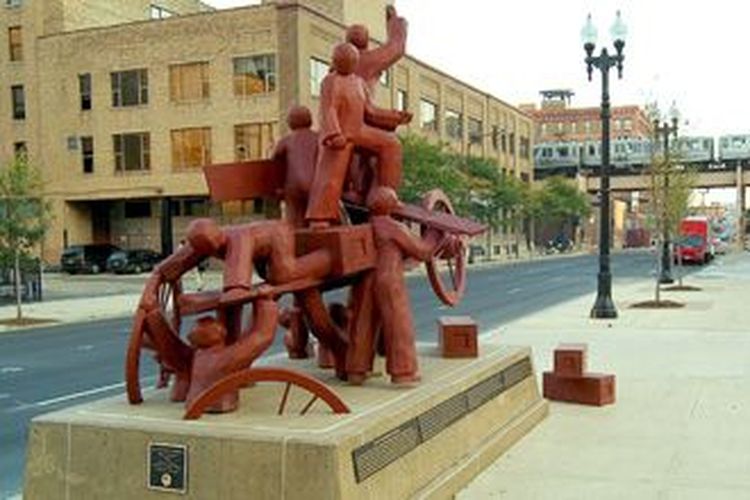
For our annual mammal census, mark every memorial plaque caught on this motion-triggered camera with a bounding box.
[147,443,188,494]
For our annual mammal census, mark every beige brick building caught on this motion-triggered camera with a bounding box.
[2,0,534,263]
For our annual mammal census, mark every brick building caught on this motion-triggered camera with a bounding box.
[1,0,534,263]
[520,89,652,143]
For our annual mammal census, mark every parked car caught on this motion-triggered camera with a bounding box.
[61,244,121,274]
[106,249,163,274]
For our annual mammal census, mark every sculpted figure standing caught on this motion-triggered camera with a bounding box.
[305,43,410,227]
[273,106,318,228]
[348,5,408,97]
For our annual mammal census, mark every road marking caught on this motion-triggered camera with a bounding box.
[76,344,94,351]
[11,381,128,412]
[0,366,23,375]
[0,393,9,399]
[507,287,522,295]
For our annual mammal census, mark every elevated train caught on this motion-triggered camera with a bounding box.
[534,134,750,177]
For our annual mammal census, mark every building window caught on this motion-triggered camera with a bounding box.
[171,127,211,169]
[170,62,209,102]
[396,89,408,112]
[124,201,152,218]
[13,141,26,158]
[6,0,23,8]
[183,198,208,217]
[310,58,329,98]
[571,122,577,134]
[111,69,148,107]
[509,132,516,155]
[150,5,173,19]
[113,132,150,172]
[11,85,24,119]
[234,55,276,96]
[584,121,592,134]
[379,70,390,87]
[468,118,483,144]
[81,136,94,173]
[624,118,632,131]
[8,26,22,61]
[419,99,438,131]
[491,125,500,150]
[501,130,507,153]
[519,137,530,159]
[235,123,275,161]
[445,109,462,140]
[79,73,92,110]
[541,123,547,136]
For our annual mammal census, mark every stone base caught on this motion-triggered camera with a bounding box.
[24,343,547,500]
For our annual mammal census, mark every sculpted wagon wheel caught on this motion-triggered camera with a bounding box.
[126,277,183,404]
[420,189,467,307]
[184,367,351,420]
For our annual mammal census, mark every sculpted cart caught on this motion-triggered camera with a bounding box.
[24,7,547,499]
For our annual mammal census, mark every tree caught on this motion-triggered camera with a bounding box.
[400,134,533,259]
[528,176,591,250]
[399,134,469,210]
[646,141,695,303]
[0,156,50,321]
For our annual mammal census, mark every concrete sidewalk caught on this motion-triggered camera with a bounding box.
[459,253,750,499]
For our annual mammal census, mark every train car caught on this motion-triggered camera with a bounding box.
[580,137,651,169]
[676,136,713,164]
[533,142,580,170]
[718,134,750,162]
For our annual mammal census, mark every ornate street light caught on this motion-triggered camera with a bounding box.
[583,11,627,319]
[654,101,680,284]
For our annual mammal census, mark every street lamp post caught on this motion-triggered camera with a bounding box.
[582,11,627,319]
[653,105,679,284]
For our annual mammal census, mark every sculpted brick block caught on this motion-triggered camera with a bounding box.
[553,343,587,377]
[295,225,376,278]
[437,316,478,358]
[543,372,615,406]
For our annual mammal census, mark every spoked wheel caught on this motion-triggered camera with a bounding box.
[184,367,350,420]
[421,190,467,307]
[125,278,184,404]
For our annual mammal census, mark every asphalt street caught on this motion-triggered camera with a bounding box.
[0,250,697,497]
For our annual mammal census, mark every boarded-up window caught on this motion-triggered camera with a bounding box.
[113,132,150,172]
[233,55,276,96]
[171,127,212,169]
[169,62,209,102]
[234,123,275,161]
[8,26,22,61]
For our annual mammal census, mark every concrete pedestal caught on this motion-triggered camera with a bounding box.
[24,343,547,499]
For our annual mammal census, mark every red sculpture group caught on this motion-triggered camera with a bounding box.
[125,7,486,419]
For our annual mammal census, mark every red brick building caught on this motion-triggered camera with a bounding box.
[520,89,652,143]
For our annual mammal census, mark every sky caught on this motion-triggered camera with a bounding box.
[204,0,747,204]
[204,0,750,138]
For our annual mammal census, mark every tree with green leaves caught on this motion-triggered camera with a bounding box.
[399,134,470,211]
[400,134,529,259]
[646,140,696,303]
[527,176,590,252]
[0,155,51,321]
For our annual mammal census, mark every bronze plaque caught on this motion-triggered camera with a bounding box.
[147,443,188,494]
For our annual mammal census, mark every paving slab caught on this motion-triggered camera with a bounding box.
[459,252,750,499]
